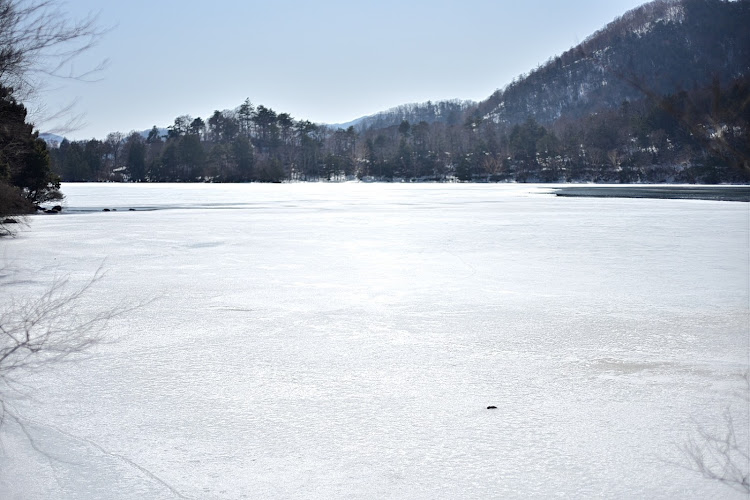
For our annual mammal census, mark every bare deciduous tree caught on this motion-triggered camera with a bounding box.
[0,0,105,91]
[0,0,107,133]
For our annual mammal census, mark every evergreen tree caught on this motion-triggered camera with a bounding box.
[125,133,147,181]
[0,84,60,205]
[146,126,163,144]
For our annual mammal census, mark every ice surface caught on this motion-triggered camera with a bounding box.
[1,183,748,499]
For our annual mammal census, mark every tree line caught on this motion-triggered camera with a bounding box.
[49,74,750,185]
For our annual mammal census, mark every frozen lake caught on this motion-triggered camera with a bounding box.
[1,183,748,499]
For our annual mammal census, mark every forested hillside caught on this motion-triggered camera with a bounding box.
[48,0,750,184]
[475,0,749,126]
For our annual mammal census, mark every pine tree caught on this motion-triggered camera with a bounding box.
[0,84,60,206]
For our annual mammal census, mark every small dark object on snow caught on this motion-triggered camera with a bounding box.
[44,209,58,214]
[487,406,497,410]
[102,208,110,212]
[3,218,18,223]
[129,208,136,211]
[52,205,62,212]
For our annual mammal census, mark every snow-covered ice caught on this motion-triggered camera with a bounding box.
[1,183,748,499]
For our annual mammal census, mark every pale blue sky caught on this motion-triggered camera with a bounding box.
[39,0,648,139]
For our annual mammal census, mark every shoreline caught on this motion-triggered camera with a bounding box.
[553,185,750,202]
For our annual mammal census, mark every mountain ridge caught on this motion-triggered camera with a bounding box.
[471,0,749,127]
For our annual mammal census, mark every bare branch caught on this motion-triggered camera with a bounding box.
[0,1,106,82]
[0,0,109,130]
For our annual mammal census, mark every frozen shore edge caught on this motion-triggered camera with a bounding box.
[553,185,750,202]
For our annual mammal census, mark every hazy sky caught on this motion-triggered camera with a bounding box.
[37,0,648,140]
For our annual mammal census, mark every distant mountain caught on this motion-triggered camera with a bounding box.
[341,0,749,135]
[138,127,168,140]
[472,0,750,126]
[39,132,65,146]
[330,99,476,132]
[327,116,366,130]
[39,127,168,147]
